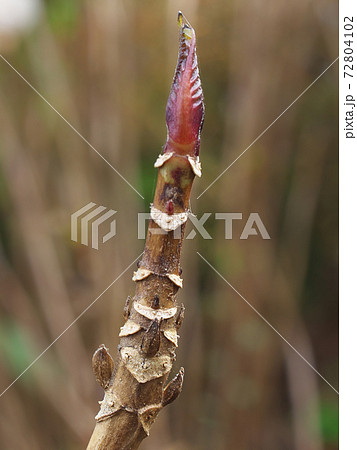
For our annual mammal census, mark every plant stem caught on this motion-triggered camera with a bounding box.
[87,12,204,449]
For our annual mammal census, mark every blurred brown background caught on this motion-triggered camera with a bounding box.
[0,0,338,449]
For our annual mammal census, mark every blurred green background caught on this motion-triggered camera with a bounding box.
[0,0,338,449]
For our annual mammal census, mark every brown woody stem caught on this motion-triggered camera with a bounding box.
[87,12,204,449]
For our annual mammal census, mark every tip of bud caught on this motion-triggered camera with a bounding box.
[177,11,193,39]
[166,12,205,157]
[177,11,184,27]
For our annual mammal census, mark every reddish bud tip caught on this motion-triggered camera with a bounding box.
[165,200,174,215]
[165,12,205,157]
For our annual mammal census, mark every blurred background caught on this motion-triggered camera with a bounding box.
[0,0,338,449]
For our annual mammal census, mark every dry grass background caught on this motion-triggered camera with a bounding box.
[0,0,338,449]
